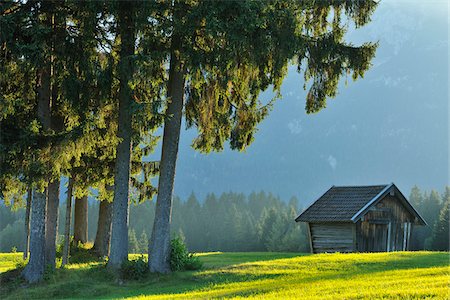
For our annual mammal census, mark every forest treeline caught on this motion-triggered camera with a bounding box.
[1,186,448,254]
[1,191,309,253]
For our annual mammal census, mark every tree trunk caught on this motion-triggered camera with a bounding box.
[45,179,59,268]
[149,49,185,273]
[23,188,32,260]
[44,20,62,266]
[23,39,51,282]
[93,199,113,257]
[61,177,74,267]
[74,195,88,244]
[23,190,47,283]
[109,3,135,269]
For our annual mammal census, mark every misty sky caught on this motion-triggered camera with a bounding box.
[163,0,449,205]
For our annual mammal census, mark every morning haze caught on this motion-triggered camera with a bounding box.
[173,0,449,203]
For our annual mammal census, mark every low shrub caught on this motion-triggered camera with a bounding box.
[120,255,148,280]
[170,236,202,271]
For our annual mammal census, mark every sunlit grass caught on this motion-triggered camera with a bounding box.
[0,252,24,273]
[1,251,449,299]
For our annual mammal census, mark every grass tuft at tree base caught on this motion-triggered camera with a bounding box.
[120,256,149,280]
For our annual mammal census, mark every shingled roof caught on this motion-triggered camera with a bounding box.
[295,183,426,224]
[295,184,390,222]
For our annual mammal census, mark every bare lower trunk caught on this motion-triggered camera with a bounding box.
[22,190,47,283]
[93,199,113,257]
[62,178,74,267]
[23,37,51,282]
[74,195,88,244]
[109,2,135,269]
[23,188,32,260]
[149,50,185,273]
[45,179,59,268]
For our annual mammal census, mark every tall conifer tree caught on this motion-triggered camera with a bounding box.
[148,0,378,273]
[429,187,450,251]
[108,0,137,268]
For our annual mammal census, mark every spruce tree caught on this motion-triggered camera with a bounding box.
[429,187,449,251]
[409,186,425,250]
[139,230,148,255]
[108,1,137,268]
[423,190,442,249]
[148,0,378,272]
[410,185,423,208]
[128,229,140,254]
[21,0,54,281]
[107,0,164,269]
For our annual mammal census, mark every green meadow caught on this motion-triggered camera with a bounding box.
[1,252,449,299]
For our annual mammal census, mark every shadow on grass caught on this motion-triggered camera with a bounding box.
[1,252,448,299]
[1,263,114,300]
[0,267,24,285]
[0,253,299,299]
[0,265,26,298]
[107,252,449,299]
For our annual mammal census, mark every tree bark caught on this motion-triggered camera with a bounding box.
[109,2,135,269]
[44,20,62,266]
[149,49,185,273]
[23,190,47,283]
[61,177,74,267]
[23,188,32,260]
[45,179,59,268]
[37,0,62,270]
[23,36,51,282]
[93,199,113,257]
[74,195,88,244]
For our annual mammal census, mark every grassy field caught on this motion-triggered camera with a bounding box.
[0,251,448,299]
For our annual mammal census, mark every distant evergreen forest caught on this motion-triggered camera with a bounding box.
[1,187,448,253]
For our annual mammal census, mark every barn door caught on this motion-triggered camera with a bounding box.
[374,224,388,252]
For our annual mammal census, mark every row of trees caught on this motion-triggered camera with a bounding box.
[0,0,378,282]
[2,186,448,254]
[409,186,449,251]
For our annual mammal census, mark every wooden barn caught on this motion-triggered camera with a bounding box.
[295,183,426,253]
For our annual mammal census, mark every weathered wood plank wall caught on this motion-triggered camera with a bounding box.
[310,223,355,253]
